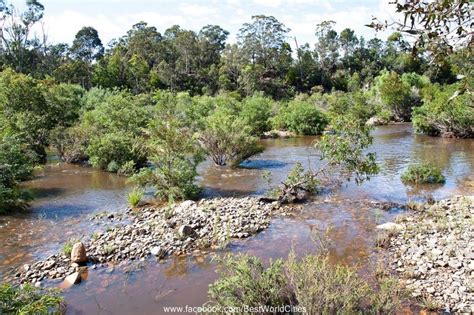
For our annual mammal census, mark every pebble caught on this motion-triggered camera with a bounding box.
[384,196,473,313]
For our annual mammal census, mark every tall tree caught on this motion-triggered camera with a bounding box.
[0,0,45,73]
[71,26,104,62]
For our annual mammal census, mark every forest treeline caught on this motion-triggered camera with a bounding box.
[0,0,472,212]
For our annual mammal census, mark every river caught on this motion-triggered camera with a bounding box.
[0,124,473,314]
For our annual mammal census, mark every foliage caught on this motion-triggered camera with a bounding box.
[131,119,204,201]
[370,273,410,314]
[374,70,412,121]
[412,83,474,138]
[240,94,273,136]
[127,187,144,207]
[368,0,472,58]
[401,163,446,185]
[208,252,410,314]
[318,116,379,184]
[208,254,289,309]
[286,251,370,314]
[0,283,64,315]
[0,135,36,213]
[0,69,50,161]
[66,89,151,172]
[198,108,263,167]
[274,100,328,135]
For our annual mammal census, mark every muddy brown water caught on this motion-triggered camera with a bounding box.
[0,124,473,314]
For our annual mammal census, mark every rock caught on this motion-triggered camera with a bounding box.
[376,222,404,232]
[150,246,163,257]
[20,264,30,273]
[71,242,88,263]
[42,260,56,270]
[366,116,387,126]
[60,272,81,289]
[34,281,42,288]
[178,225,196,238]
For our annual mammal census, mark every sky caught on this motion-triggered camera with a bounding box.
[11,0,400,48]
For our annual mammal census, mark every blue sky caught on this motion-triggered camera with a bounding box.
[12,0,398,47]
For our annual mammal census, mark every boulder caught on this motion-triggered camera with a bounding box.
[366,116,387,126]
[60,272,81,289]
[178,225,196,238]
[150,246,164,257]
[71,242,88,263]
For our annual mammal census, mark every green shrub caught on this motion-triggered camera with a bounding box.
[131,119,204,201]
[0,135,36,213]
[274,100,328,135]
[127,187,144,207]
[208,252,410,314]
[208,254,290,309]
[286,252,370,314]
[317,116,379,184]
[401,163,446,185]
[0,283,64,315]
[240,94,273,136]
[412,83,473,138]
[372,70,412,121]
[60,89,151,172]
[199,108,263,167]
[370,274,409,314]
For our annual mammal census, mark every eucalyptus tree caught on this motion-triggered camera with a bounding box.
[237,15,292,98]
[0,0,45,73]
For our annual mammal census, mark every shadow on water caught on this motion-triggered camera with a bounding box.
[240,159,288,169]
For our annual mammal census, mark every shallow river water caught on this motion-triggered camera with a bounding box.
[0,124,473,314]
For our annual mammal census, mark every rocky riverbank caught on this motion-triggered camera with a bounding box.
[383,196,473,313]
[16,197,287,286]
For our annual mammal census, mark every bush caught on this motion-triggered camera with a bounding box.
[0,283,64,315]
[286,252,370,314]
[131,119,204,201]
[208,254,290,309]
[0,68,50,161]
[240,94,273,136]
[65,90,151,172]
[199,108,263,167]
[401,163,446,185]
[327,91,375,122]
[86,133,145,172]
[208,252,410,314]
[274,100,328,135]
[412,83,473,138]
[318,116,379,184]
[372,70,412,121]
[0,136,36,213]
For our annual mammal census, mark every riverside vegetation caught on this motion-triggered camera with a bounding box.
[0,0,472,313]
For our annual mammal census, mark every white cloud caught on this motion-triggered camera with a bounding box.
[179,3,218,17]
[35,0,398,47]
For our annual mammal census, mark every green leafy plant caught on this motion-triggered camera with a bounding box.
[131,118,204,201]
[274,99,328,135]
[127,187,144,207]
[401,163,446,185]
[0,283,64,315]
[318,116,379,184]
[198,107,263,167]
[208,254,290,309]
